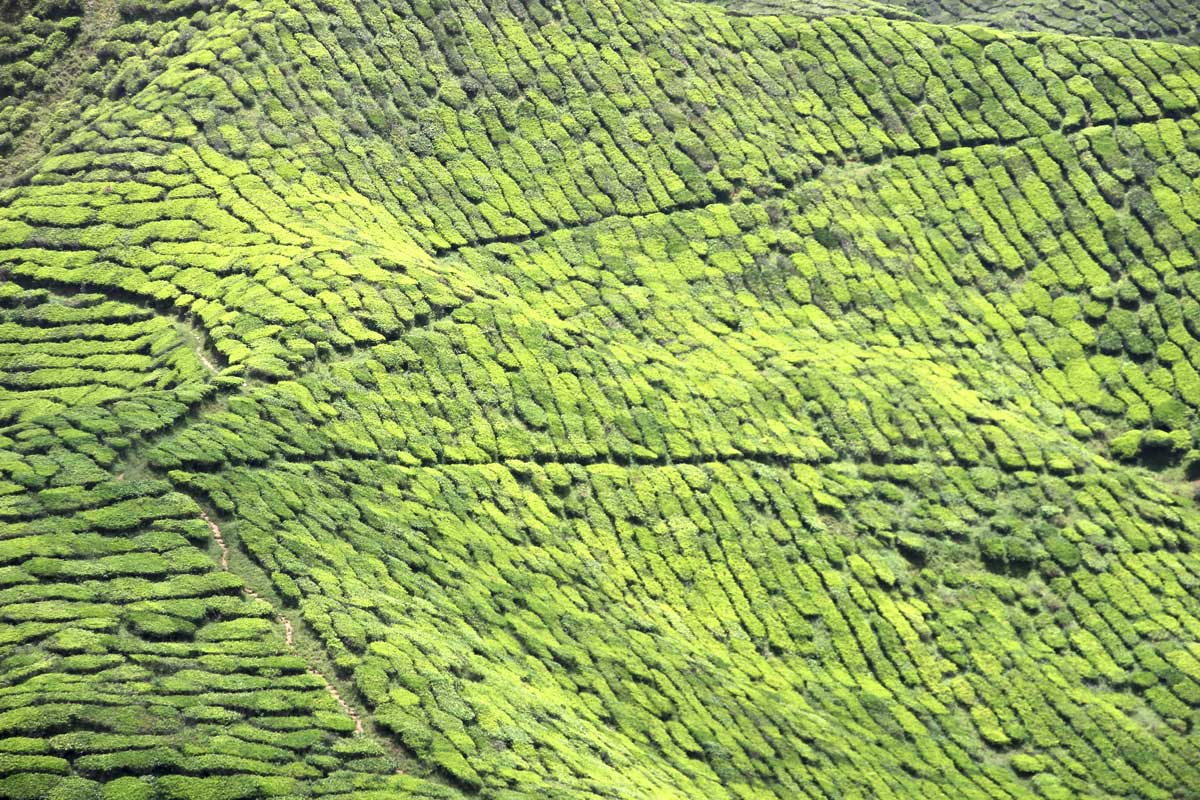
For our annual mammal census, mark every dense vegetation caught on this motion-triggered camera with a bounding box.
[2,0,1200,797]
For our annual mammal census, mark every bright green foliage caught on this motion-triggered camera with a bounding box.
[1,0,1200,797]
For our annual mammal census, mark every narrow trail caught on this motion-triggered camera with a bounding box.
[182,321,221,375]
[198,351,219,375]
[201,509,364,734]
[199,509,228,570]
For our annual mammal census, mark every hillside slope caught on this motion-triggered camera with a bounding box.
[2,0,1200,798]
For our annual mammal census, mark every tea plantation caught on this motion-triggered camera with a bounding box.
[2,0,1200,797]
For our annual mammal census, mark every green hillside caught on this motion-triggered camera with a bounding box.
[2,0,1200,798]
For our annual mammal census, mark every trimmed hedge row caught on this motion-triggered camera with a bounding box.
[0,284,211,423]
[0,475,460,798]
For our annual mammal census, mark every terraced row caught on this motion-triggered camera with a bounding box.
[0,474,464,799]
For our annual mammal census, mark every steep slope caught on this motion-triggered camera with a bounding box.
[2,0,1200,798]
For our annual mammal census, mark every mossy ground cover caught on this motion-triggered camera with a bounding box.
[1,0,1200,797]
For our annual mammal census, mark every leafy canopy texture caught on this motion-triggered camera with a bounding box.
[2,0,1200,798]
